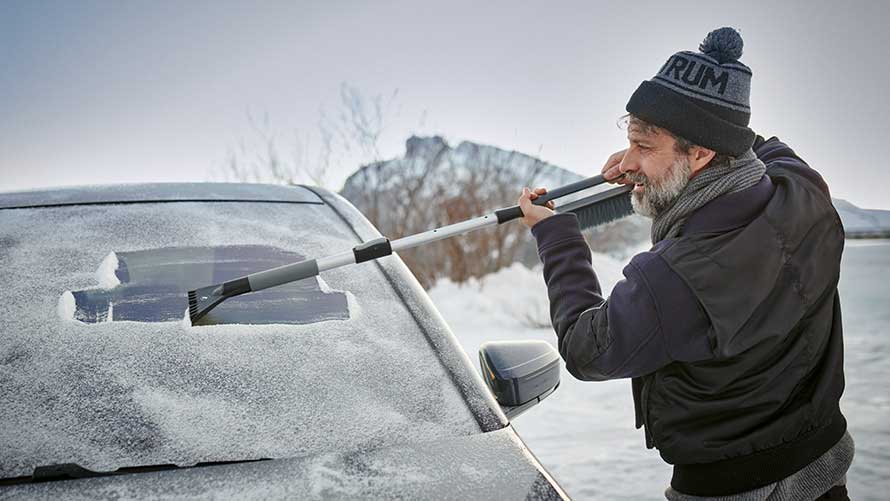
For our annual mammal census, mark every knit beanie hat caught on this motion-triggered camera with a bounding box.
[625,27,754,156]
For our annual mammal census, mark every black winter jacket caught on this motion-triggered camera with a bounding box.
[529,136,848,496]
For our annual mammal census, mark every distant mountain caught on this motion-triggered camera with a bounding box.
[833,199,890,238]
[340,135,584,201]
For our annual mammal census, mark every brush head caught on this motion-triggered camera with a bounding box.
[556,184,634,230]
[187,277,253,325]
[187,284,227,325]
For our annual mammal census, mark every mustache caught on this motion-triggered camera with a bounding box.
[625,172,648,184]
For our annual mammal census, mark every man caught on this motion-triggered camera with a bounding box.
[517,28,854,500]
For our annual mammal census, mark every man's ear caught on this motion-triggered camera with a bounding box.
[689,146,717,174]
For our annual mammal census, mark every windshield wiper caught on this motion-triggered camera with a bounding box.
[0,458,271,486]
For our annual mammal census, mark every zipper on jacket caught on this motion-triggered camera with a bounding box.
[640,374,656,449]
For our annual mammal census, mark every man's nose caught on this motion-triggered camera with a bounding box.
[619,151,639,174]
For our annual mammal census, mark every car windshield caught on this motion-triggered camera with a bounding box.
[0,201,480,479]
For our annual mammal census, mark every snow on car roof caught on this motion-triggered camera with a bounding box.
[0,182,323,209]
[0,200,480,479]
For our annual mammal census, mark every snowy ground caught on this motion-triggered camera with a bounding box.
[428,241,889,501]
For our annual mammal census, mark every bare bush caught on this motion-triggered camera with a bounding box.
[218,83,400,190]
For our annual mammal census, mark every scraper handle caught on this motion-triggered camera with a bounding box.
[494,173,619,223]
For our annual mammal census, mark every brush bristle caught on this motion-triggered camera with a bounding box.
[187,290,199,319]
[574,193,634,230]
[556,185,634,230]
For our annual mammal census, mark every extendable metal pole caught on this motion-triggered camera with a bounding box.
[189,173,619,323]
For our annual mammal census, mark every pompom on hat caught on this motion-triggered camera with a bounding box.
[699,26,744,63]
[625,27,755,156]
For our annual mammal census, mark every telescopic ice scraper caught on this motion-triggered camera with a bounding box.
[188,174,634,324]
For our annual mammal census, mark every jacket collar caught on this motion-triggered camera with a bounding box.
[680,175,775,235]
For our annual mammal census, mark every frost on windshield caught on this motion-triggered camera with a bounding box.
[0,202,480,479]
[63,246,349,325]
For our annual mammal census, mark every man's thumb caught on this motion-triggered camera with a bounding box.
[519,187,531,210]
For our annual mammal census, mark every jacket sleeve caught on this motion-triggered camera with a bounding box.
[530,213,712,381]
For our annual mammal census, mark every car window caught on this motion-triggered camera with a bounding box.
[0,201,480,479]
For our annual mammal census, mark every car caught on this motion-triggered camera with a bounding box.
[0,182,567,499]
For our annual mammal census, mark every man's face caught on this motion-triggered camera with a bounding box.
[620,125,692,218]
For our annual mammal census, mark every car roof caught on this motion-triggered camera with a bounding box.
[0,182,323,209]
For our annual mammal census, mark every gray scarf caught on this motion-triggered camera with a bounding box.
[651,148,766,243]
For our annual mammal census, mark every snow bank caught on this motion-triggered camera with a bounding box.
[428,251,629,332]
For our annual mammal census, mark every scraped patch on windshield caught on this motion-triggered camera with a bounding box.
[62,246,349,325]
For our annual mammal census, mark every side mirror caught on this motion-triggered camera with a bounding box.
[478,340,560,419]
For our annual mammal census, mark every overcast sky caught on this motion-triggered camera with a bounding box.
[3,0,889,208]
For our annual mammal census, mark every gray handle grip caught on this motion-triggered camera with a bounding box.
[247,259,320,292]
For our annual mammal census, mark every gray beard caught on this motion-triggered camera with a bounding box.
[630,156,692,218]
[649,148,766,243]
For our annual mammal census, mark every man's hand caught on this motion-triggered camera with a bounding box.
[518,187,556,228]
[602,148,632,184]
